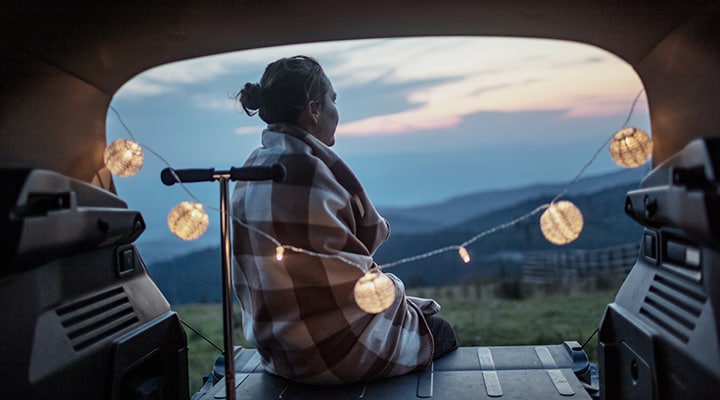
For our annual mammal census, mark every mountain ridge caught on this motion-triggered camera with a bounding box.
[143,168,645,304]
[378,167,646,233]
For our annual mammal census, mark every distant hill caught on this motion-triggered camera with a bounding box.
[144,247,221,305]
[137,167,646,264]
[374,182,642,287]
[379,167,645,233]
[145,169,645,304]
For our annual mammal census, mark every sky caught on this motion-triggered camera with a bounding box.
[106,36,650,253]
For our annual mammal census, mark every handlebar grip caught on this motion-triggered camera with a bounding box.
[161,164,286,185]
[230,164,286,182]
[161,168,215,186]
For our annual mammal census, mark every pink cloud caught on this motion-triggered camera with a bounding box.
[235,126,262,135]
[338,110,462,136]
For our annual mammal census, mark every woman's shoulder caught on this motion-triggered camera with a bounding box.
[251,132,332,187]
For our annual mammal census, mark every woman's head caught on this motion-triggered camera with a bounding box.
[236,55,338,145]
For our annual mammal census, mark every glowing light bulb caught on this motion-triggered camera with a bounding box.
[276,246,285,261]
[104,139,144,176]
[609,127,652,168]
[458,246,471,263]
[353,270,396,314]
[167,201,209,240]
[540,200,584,245]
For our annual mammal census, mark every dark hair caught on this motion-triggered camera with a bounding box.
[235,55,329,124]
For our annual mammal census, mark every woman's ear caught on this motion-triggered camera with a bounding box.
[308,100,321,123]
[296,101,320,132]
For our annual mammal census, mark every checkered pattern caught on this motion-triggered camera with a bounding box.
[231,123,434,384]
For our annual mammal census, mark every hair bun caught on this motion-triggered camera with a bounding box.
[238,82,264,112]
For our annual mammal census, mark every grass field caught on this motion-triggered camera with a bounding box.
[175,290,616,394]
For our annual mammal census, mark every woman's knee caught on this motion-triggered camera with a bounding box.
[426,315,459,360]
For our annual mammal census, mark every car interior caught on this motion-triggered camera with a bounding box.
[1,1,718,399]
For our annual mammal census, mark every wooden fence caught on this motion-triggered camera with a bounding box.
[406,242,640,301]
[521,242,640,286]
[407,281,501,303]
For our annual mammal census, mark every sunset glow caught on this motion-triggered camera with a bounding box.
[119,37,645,139]
[109,36,650,244]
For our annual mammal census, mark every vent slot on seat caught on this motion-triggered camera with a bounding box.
[639,273,706,343]
[56,287,139,351]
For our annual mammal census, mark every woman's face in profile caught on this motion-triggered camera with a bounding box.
[314,75,339,146]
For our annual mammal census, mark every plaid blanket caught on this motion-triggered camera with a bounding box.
[231,123,434,384]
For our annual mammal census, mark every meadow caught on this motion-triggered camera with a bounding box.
[175,283,617,394]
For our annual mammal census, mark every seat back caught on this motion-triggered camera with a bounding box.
[599,138,720,400]
[0,168,189,399]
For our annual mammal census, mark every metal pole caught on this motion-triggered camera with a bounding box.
[219,176,236,400]
[162,165,284,399]
[162,166,284,400]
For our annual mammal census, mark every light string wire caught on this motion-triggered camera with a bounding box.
[109,88,646,274]
[110,106,369,350]
[380,89,646,269]
[109,106,367,271]
[180,318,223,353]
[581,327,600,350]
[379,204,550,269]
[549,88,646,204]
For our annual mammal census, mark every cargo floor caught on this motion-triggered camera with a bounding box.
[193,341,596,399]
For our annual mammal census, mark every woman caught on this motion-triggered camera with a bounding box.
[231,55,457,384]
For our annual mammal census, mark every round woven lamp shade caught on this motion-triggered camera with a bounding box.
[168,201,209,240]
[354,270,396,314]
[540,200,584,245]
[104,139,144,177]
[609,127,652,168]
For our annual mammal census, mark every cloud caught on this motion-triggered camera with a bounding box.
[116,54,241,97]
[235,126,262,135]
[192,94,236,111]
[550,56,606,68]
[117,80,179,97]
[329,38,645,136]
[339,111,461,135]
[115,40,377,99]
[469,83,514,97]
[117,36,647,138]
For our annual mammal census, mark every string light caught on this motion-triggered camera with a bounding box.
[458,247,471,263]
[540,200,584,245]
[609,127,652,168]
[353,270,396,314]
[103,139,144,176]
[168,201,209,240]
[111,88,646,314]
